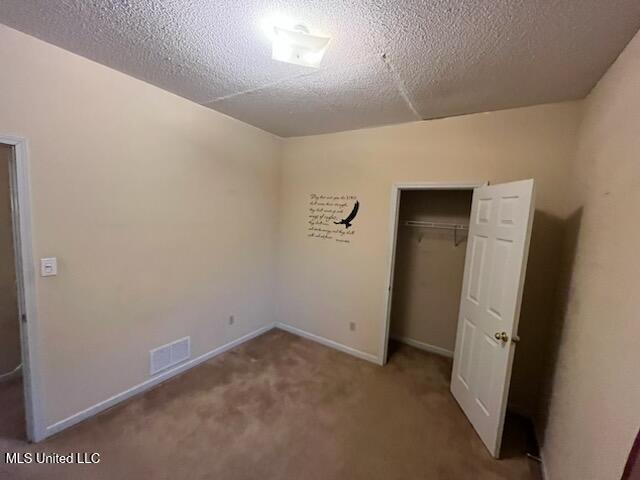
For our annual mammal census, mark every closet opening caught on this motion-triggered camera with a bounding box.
[0,136,40,443]
[384,185,475,362]
[381,180,538,459]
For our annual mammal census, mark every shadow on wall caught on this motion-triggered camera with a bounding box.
[508,208,582,418]
[532,207,583,438]
[387,205,583,423]
[390,227,417,335]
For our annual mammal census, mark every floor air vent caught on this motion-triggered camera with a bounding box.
[150,337,191,375]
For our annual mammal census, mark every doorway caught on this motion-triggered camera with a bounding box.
[388,188,473,359]
[381,180,536,458]
[381,182,482,365]
[0,136,41,443]
[0,143,25,441]
[0,144,26,442]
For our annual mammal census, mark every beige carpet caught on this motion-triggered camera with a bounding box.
[1,329,541,479]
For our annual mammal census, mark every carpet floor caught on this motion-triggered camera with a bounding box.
[1,329,541,479]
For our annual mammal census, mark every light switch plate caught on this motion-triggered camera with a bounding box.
[40,257,57,277]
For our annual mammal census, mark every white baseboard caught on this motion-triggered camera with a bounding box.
[45,323,275,438]
[275,322,380,365]
[0,364,22,383]
[45,322,380,439]
[391,336,454,358]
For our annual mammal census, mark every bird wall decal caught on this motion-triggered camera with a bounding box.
[334,200,359,229]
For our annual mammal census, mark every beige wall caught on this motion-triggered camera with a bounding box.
[390,190,472,353]
[0,25,281,427]
[277,101,581,414]
[5,20,634,470]
[540,30,640,480]
[0,144,21,376]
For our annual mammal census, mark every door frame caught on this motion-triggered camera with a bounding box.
[1,134,45,442]
[379,181,486,365]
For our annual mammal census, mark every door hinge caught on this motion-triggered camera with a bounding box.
[21,314,27,323]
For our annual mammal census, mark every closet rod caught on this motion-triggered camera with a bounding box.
[402,220,469,246]
[402,220,469,231]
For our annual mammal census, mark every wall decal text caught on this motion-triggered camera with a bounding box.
[307,194,359,244]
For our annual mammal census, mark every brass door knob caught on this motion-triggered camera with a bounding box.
[494,331,509,342]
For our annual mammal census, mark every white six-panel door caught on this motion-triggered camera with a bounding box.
[451,179,535,458]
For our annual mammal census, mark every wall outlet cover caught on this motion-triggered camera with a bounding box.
[40,257,58,277]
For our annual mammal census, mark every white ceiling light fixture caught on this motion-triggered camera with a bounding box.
[264,20,330,68]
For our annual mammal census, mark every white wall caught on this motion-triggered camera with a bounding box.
[277,101,581,414]
[540,29,640,480]
[0,25,281,429]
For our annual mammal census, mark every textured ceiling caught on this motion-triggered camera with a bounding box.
[1,1,640,137]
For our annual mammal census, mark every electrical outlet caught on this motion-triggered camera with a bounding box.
[40,257,58,277]
[228,315,234,326]
[349,322,356,332]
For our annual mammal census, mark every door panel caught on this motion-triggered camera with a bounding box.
[458,318,475,389]
[451,179,535,458]
[467,235,487,304]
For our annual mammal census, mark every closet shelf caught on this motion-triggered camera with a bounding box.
[402,220,469,246]
[402,220,469,231]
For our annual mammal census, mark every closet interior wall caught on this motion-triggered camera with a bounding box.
[390,189,473,355]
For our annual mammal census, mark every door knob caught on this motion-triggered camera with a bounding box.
[494,331,509,342]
